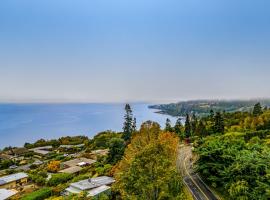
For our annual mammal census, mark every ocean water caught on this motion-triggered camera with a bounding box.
[0,103,177,148]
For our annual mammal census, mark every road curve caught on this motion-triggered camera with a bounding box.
[178,145,219,200]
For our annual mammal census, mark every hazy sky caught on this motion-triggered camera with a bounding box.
[0,0,270,103]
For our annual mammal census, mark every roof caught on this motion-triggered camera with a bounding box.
[29,146,53,155]
[88,185,110,197]
[32,160,43,165]
[12,148,29,155]
[59,144,85,148]
[91,149,109,155]
[62,158,96,167]
[0,154,13,160]
[0,189,17,200]
[31,149,51,155]
[59,166,82,174]
[65,186,82,194]
[70,176,115,191]
[78,162,87,166]
[33,146,53,149]
[0,173,28,185]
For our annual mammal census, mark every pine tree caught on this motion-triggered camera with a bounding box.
[165,118,173,132]
[184,114,191,138]
[196,120,207,137]
[174,118,183,136]
[213,112,224,134]
[132,117,137,132]
[191,113,198,135]
[210,109,214,119]
[123,104,134,142]
[253,103,263,116]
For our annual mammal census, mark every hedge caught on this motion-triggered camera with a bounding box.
[21,187,52,200]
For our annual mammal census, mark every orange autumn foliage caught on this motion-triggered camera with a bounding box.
[47,160,60,173]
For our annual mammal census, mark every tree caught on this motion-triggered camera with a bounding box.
[195,120,207,137]
[47,160,60,173]
[0,159,14,170]
[191,114,198,135]
[174,118,183,137]
[107,138,125,165]
[213,112,224,134]
[253,103,263,116]
[184,114,191,138]
[132,117,137,132]
[122,104,134,142]
[228,181,249,200]
[210,109,214,119]
[114,121,185,199]
[165,118,173,132]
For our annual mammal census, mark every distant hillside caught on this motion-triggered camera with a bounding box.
[149,99,270,117]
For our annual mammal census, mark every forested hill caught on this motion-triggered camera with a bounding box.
[149,99,270,116]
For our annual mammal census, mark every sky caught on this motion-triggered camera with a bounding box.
[0,0,270,103]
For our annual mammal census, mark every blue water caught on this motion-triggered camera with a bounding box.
[0,103,176,148]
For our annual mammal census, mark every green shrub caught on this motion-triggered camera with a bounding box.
[71,173,91,182]
[29,174,46,186]
[21,187,52,200]
[47,173,73,186]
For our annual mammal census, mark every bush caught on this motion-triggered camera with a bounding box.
[0,159,14,170]
[29,174,46,186]
[21,187,52,200]
[71,173,91,182]
[95,164,112,176]
[47,161,60,173]
[47,173,73,186]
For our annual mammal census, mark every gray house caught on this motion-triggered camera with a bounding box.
[65,176,115,198]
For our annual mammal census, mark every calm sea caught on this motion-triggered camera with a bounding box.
[0,103,176,148]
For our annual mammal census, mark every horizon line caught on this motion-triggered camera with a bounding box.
[0,97,269,104]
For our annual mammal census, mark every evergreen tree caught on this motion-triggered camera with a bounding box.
[253,103,263,116]
[184,114,191,138]
[165,118,173,132]
[132,117,137,132]
[210,109,214,119]
[174,118,183,136]
[191,113,198,135]
[213,112,224,134]
[122,104,134,142]
[196,120,207,137]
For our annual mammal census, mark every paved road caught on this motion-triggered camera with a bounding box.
[178,145,219,200]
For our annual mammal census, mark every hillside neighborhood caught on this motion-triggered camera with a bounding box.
[0,135,114,199]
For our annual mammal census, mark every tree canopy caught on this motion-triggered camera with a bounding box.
[113,121,186,200]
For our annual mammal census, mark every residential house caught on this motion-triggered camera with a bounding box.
[29,146,53,155]
[0,189,18,200]
[90,149,109,160]
[65,176,115,198]
[59,144,85,149]
[0,173,28,190]
[59,157,96,174]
